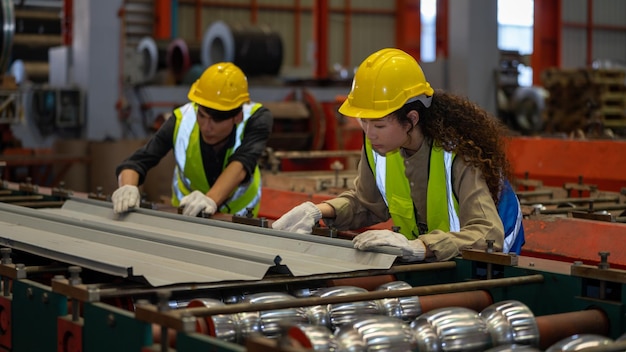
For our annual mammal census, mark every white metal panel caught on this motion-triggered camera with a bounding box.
[592,0,626,26]
[562,0,587,23]
[0,199,398,288]
[561,28,587,69]
[561,0,626,69]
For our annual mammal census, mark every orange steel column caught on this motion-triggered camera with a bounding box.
[154,0,172,40]
[342,0,351,67]
[250,0,258,24]
[313,0,330,79]
[435,0,448,58]
[62,0,73,45]
[153,0,172,40]
[532,0,561,85]
[395,0,422,60]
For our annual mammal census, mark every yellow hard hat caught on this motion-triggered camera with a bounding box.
[339,48,434,118]
[187,62,250,111]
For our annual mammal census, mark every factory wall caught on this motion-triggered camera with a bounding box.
[561,0,626,69]
[8,0,626,147]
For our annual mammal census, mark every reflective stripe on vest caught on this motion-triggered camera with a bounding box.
[426,147,461,232]
[365,140,523,253]
[366,140,457,239]
[170,102,263,216]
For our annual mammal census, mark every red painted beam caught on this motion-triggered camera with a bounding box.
[507,137,626,193]
[435,0,448,59]
[313,0,330,79]
[153,0,172,40]
[521,217,626,270]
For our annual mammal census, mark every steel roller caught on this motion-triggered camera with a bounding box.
[480,300,540,347]
[237,292,308,340]
[335,315,416,351]
[411,306,492,351]
[545,334,614,351]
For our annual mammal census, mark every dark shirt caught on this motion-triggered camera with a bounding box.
[115,103,273,187]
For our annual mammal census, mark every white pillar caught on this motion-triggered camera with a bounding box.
[448,0,499,115]
[72,0,124,140]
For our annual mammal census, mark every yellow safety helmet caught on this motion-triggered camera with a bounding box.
[187,62,250,111]
[339,48,434,119]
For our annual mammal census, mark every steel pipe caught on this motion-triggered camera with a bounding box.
[536,309,610,350]
[134,274,545,331]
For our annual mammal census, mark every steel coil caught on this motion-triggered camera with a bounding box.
[201,20,283,77]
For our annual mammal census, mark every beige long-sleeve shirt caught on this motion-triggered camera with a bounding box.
[324,138,504,261]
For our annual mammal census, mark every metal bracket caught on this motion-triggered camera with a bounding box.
[461,249,519,266]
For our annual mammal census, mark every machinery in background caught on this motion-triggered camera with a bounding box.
[0,84,85,149]
[0,0,63,84]
[495,50,626,138]
[22,86,84,135]
[0,0,84,150]
[495,50,547,135]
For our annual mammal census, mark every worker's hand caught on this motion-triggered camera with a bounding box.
[353,229,426,261]
[272,201,322,234]
[111,185,141,214]
[180,191,217,217]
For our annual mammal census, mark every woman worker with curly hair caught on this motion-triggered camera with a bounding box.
[272,48,524,262]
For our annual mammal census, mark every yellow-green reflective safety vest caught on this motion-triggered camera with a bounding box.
[365,139,524,254]
[365,139,458,240]
[171,102,262,216]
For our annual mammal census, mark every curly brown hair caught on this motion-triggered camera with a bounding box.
[395,89,514,203]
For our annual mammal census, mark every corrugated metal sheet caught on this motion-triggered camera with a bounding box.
[0,198,398,287]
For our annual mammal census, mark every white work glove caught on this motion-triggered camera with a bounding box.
[180,191,218,217]
[353,229,426,261]
[111,185,141,214]
[272,201,322,234]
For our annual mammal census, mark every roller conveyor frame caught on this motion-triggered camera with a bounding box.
[0,185,625,351]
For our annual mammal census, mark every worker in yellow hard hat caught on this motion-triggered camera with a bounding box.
[273,48,524,261]
[113,62,273,217]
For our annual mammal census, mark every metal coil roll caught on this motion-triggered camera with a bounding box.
[0,0,62,83]
[201,20,283,77]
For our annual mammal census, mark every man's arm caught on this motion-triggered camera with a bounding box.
[228,106,273,180]
[205,160,246,205]
[117,169,140,187]
[115,116,176,185]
